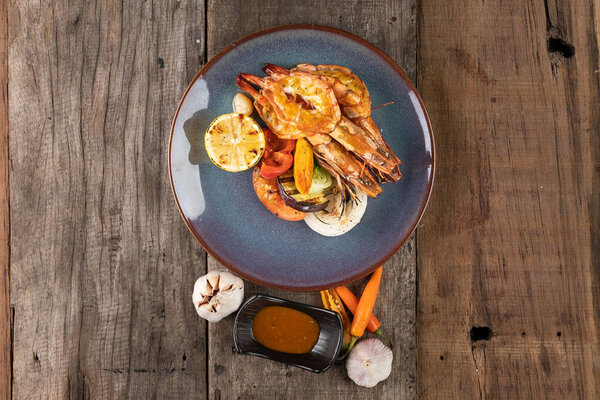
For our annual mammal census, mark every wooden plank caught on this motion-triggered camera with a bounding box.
[205,2,417,399]
[9,0,207,398]
[0,0,10,397]
[417,0,600,398]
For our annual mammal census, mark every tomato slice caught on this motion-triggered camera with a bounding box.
[264,129,295,154]
[278,138,295,154]
[260,129,295,179]
[261,152,294,179]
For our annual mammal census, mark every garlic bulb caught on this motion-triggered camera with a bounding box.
[192,270,244,322]
[346,338,393,387]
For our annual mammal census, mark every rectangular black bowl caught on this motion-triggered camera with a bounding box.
[233,294,343,373]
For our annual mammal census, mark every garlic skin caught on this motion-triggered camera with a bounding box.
[346,338,393,387]
[192,270,244,322]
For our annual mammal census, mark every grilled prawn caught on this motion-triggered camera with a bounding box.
[239,72,340,134]
[262,64,400,178]
[237,75,382,198]
[290,63,371,119]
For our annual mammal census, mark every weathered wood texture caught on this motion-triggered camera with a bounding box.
[9,0,207,398]
[0,0,10,397]
[417,0,600,398]
[9,0,598,399]
[206,1,417,399]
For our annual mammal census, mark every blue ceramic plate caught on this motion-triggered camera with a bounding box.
[169,25,434,290]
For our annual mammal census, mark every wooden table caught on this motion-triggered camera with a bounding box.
[1,0,599,399]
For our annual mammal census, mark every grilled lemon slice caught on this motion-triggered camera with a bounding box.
[204,113,265,172]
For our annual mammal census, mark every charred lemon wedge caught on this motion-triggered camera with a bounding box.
[204,113,265,172]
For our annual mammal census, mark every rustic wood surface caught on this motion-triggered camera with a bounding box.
[205,1,417,399]
[0,0,10,397]
[417,0,600,398]
[2,0,599,399]
[8,1,207,398]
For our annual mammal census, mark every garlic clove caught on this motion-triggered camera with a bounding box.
[207,273,220,292]
[346,338,393,387]
[232,92,254,115]
[192,270,244,322]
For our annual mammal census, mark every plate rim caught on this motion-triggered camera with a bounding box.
[168,24,435,291]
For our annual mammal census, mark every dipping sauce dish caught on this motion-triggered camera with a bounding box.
[233,294,343,373]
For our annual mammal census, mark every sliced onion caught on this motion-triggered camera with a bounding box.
[304,191,368,236]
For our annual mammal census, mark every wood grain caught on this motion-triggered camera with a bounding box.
[7,0,597,398]
[417,0,600,398]
[205,1,417,399]
[9,0,207,398]
[0,0,10,397]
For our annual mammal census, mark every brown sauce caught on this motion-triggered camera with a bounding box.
[252,306,320,354]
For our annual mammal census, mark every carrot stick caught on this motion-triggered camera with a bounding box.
[348,267,383,348]
[335,286,382,335]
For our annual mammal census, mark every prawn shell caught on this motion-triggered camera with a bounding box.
[252,167,306,221]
